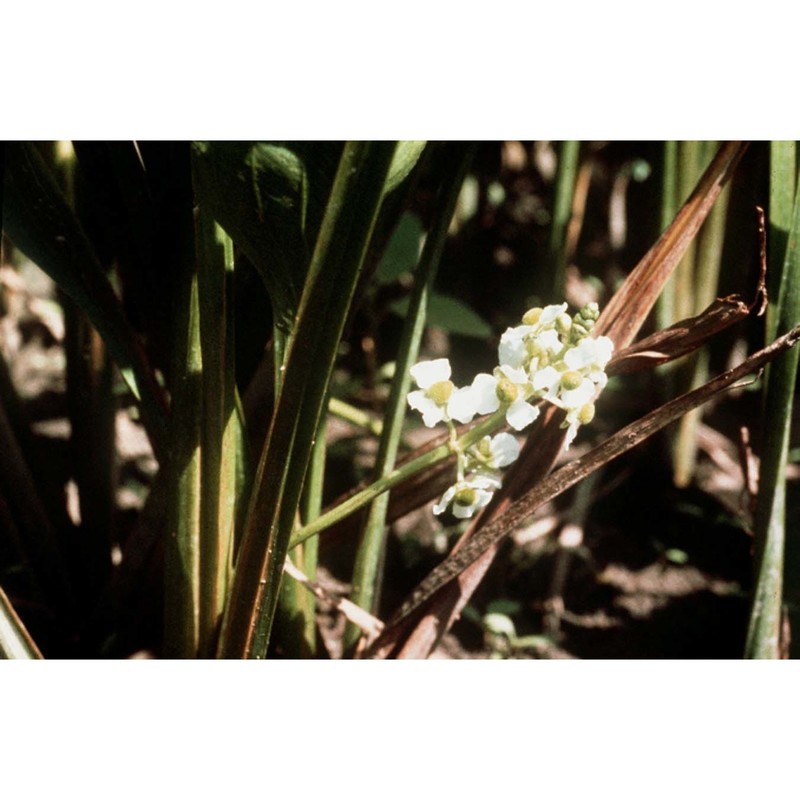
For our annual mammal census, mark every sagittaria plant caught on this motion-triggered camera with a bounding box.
[0,140,798,660]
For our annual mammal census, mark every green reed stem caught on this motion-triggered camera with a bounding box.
[164,147,202,658]
[550,141,580,297]
[767,142,797,343]
[219,142,398,659]
[746,155,800,659]
[344,144,476,652]
[656,141,679,332]
[673,142,731,487]
[195,205,239,657]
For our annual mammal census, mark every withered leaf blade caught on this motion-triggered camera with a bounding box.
[608,295,749,375]
[595,141,747,349]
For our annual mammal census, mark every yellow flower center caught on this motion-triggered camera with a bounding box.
[560,370,583,391]
[428,380,454,404]
[455,486,478,507]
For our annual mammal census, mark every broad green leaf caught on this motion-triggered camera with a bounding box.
[191,142,341,333]
[375,212,424,284]
[391,291,492,339]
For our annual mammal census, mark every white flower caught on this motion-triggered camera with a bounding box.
[559,377,596,410]
[538,302,568,326]
[466,432,521,472]
[498,325,535,369]
[407,359,477,427]
[433,474,501,519]
[531,365,562,401]
[563,335,614,389]
[469,365,540,431]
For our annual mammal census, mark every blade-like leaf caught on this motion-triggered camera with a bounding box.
[2,142,167,458]
[219,142,398,659]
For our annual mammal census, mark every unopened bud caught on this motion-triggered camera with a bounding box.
[578,402,595,424]
[555,313,572,335]
[496,377,519,404]
[571,302,599,342]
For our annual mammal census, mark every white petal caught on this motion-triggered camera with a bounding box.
[497,364,528,384]
[469,474,502,490]
[488,433,520,467]
[447,386,479,424]
[498,326,533,368]
[559,379,595,410]
[408,391,446,427]
[594,336,614,366]
[453,488,493,518]
[433,485,456,515]
[563,421,580,450]
[563,339,595,370]
[471,373,501,415]
[506,399,540,431]
[410,358,451,389]
[539,303,568,326]
[532,365,561,397]
[536,328,563,353]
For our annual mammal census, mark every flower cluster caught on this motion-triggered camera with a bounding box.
[407,302,613,518]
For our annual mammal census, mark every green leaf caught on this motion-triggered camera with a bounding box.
[385,141,427,194]
[219,142,399,659]
[2,142,167,459]
[375,212,424,284]
[191,142,342,332]
[390,291,492,339]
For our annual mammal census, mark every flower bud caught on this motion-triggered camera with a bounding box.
[477,436,493,458]
[578,402,595,424]
[495,377,519,404]
[555,312,572,335]
[571,302,599,342]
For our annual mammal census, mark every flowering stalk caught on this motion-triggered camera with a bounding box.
[290,300,613,548]
[407,302,613,519]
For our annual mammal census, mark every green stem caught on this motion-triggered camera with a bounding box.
[163,146,202,658]
[550,141,580,297]
[767,142,797,343]
[345,144,475,652]
[673,142,731,488]
[745,154,800,659]
[290,410,506,550]
[219,142,398,659]
[656,141,679,332]
[195,204,239,657]
[328,396,383,437]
